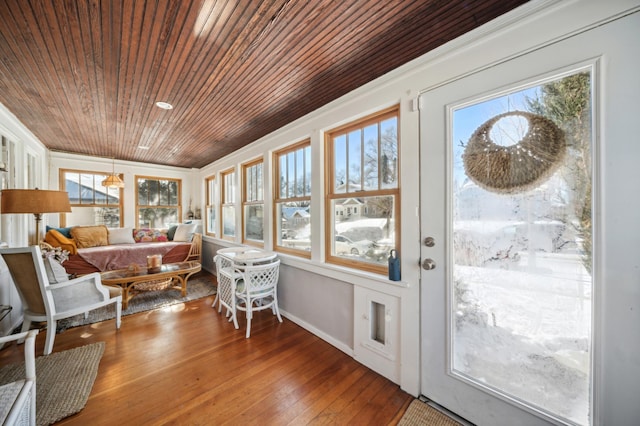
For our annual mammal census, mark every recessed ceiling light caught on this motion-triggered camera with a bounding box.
[138,145,150,150]
[155,101,173,110]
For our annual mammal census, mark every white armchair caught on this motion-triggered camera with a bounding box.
[0,330,38,426]
[212,254,241,329]
[235,259,282,338]
[0,246,122,355]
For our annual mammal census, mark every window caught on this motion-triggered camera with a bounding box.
[325,106,400,274]
[221,168,236,240]
[136,176,180,228]
[273,140,311,257]
[205,175,217,237]
[242,159,264,245]
[60,169,123,227]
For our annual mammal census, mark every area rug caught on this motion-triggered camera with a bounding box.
[0,342,105,426]
[56,274,216,332]
[398,399,463,426]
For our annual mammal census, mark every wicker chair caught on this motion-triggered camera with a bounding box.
[235,259,282,338]
[0,246,122,355]
[184,233,202,262]
[212,254,241,329]
[0,330,38,426]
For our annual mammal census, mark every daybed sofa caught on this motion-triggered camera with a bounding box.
[43,223,201,275]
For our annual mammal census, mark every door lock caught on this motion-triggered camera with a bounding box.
[422,258,436,270]
[424,237,435,247]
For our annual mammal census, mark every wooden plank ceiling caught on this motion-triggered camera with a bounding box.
[0,0,528,169]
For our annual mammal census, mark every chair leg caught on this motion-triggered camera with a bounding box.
[245,305,252,338]
[211,293,219,309]
[17,318,33,344]
[115,297,122,329]
[273,295,283,323]
[44,320,57,355]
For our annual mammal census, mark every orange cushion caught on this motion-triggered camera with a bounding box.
[44,229,78,255]
[70,225,109,248]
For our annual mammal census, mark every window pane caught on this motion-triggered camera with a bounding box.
[95,175,107,203]
[138,179,148,204]
[80,174,95,204]
[451,72,592,425]
[257,162,263,199]
[380,117,398,189]
[168,180,178,205]
[332,195,395,264]
[348,129,362,189]
[244,204,264,241]
[159,180,169,205]
[287,152,295,198]
[222,205,235,237]
[223,172,235,203]
[363,124,379,190]
[66,206,120,227]
[138,207,178,228]
[334,134,347,193]
[295,149,304,197]
[64,172,80,202]
[207,206,216,234]
[277,201,310,251]
[104,185,120,204]
[279,155,287,198]
[304,146,311,196]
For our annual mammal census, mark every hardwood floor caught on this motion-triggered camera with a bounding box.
[0,272,412,425]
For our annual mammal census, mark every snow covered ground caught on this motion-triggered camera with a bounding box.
[454,251,591,425]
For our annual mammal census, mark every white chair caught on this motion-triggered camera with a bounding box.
[235,259,282,338]
[212,255,241,330]
[0,330,38,426]
[0,246,122,355]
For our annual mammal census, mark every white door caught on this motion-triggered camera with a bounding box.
[419,11,640,426]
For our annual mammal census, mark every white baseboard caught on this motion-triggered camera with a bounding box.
[279,309,354,357]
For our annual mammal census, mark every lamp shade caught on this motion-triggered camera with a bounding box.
[1,189,72,214]
[101,174,125,188]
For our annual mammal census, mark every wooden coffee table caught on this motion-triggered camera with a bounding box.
[101,261,201,309]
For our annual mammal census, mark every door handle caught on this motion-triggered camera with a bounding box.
[422,258,436,270]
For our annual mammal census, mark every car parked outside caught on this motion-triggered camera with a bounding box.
[334,234,372,256]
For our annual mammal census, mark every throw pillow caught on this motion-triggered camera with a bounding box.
[45,225,73,239]
[44,229,78,255]
[108,227,135,245]
[133,228,169,242]
[43,257,69,283]
[167,225,178,241]
[173,223,197,242]
[71,225,109,248]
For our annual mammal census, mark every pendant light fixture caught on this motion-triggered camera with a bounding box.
[102,158,124,188]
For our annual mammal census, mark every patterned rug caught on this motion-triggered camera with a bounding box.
[56,274,216,332]
[0,342,105,426]
[398,399,463,426]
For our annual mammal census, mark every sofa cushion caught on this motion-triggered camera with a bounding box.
[71,225,109,248]
[167,225,178,241]
[173,223,197,242]
[133,228,169,242]
[43,257,69,283]
[108,227,135,245]
[45,225,73,239]
[44,229,78,255]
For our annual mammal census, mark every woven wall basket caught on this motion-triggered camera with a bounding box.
[462,111,565,194]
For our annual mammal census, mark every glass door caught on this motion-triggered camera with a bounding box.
[419,10,639,426]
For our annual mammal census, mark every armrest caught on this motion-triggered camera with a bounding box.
[48,273,113,308]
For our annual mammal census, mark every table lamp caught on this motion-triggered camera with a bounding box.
[1,188,72,245]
